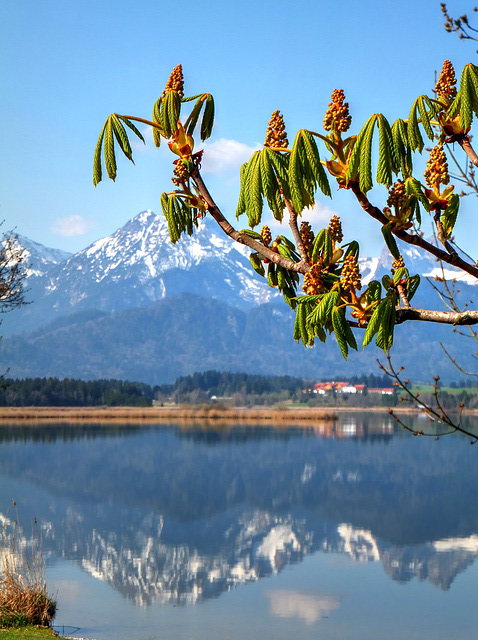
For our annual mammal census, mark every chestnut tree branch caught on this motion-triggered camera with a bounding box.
[350,182,478,279]
[190,167,309,274]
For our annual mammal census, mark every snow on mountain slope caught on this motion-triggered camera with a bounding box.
[41,210,279,309]
[7,234,71,278]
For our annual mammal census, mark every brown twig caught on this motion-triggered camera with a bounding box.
[350,182,478,279]
[379,352,478,442]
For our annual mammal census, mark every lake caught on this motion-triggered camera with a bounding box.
[0,412,477,640]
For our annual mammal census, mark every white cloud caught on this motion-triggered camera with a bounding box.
[200,138,260,175]
[51,215,96,237]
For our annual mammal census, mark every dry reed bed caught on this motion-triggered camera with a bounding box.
[0,405,338,425]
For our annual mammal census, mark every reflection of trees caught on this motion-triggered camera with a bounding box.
[1,420,478,602]
[1,421,477,544]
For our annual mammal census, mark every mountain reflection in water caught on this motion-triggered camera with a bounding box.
[0,412,477,608]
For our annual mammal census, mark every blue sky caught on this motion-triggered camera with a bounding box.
[2,0,477,258]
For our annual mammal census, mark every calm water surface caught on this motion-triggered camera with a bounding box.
[0,412,477,640]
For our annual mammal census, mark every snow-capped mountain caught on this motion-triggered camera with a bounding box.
[2,233,71,278]
[8,210,478,337]
[1,210,279,337]
[1,210,477,383]
[45,210,277,308]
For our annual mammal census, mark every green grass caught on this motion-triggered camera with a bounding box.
[0,627,59,639]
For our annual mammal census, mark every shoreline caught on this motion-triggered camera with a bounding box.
[0,404,470,425]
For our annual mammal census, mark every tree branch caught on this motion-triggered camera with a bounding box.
[190,168,309,274]
[395,307,478,325]
[283,197,309,264]
[350,182,478,279]
[458,135,478,168]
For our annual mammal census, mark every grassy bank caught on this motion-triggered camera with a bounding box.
[0,627,59,639]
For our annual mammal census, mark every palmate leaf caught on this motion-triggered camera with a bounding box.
[404,176,429,212]
[376,114,398,186]
[309,228,333,264]
[363,298,387,348]
[347,114,396,192]
[375,296,396,351]
[293,300,313,347]
[331,307,357,360]
[302,130,331,197]
[111,115,133,162]
[237,149,289,226]
[93,114,145,186]
[363,296,396,350]
[244,151,263,227]
[407,96,439,153]
[159,91,182,138]
[447,63,478,131]
[391,118,413,177]
[289,130,330,213]
[201,94,215,141]
[117,115,146,145]
[260,150,283,221]
[161,193,200,244]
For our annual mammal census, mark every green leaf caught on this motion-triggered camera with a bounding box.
[407,98,423,153]
[267,148,289,185]
[366,280,382,303]
[441,193,460,240]
[104,117,117,181]
[267,263,278,288]
[332,307,355,360]
[289,132,306,212]
[93,121,107,186]
[381,223,401,260]
[404,176,430,212]
[376,114,396,187]
[407,96,438,153]
[315,290,340,324]
[168,91,181,136]
[236,162,248,218]
[152,98,163,148]
[392,267,408,285]
[160,91,181,138]
[111,115,133,162]
[407,274,420,301]
[391,118,412,176]
[241,228,263,240]
[260,150,282,220]
[117,115,146,144]
[347,114,377,192]
[293,299,310,347]
[302,130,331,196]
[375,296,396,351]
[363,298,387,348]
[201,94,215,141]
[184,96,205,137]
[343,240,360,260]
[250,253,265,277]
[244,151,263,227]
[310,228,333,264]
[452,63,478,131]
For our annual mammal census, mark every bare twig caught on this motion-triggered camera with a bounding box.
[379,352,478,442]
